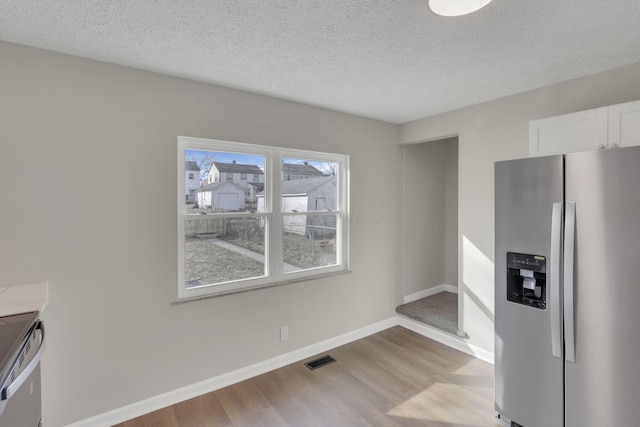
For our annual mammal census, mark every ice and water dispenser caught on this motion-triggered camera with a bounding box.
[506,252,547,310]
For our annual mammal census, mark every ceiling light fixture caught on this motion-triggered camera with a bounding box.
[428,0,493,16]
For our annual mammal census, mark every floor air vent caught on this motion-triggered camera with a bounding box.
[305,355,336,370]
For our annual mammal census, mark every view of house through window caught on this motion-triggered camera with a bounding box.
[279,157,338,272]
[178,137,349,299]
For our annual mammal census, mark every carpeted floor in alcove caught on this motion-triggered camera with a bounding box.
[396,291,458,335]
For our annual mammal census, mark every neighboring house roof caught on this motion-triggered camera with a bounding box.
[283,163,325,176]
[246,182,265,192]
[199,180,248,192]
[186,161,201,171]
[213,161,263,174]
[280,176,335,195]
[204,181,263,193]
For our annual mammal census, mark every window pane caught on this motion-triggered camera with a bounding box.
[180,137,349,298]
[184,149,265,212]
[281,158,337,213]
[184,215,266,286]
[282,214,337,272]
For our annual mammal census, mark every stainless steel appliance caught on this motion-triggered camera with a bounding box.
[0,311,45,427]
[494,146,640,427]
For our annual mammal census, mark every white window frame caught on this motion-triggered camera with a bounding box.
[178,136,350,300]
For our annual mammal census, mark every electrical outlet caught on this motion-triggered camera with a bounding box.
[280,326,289,342]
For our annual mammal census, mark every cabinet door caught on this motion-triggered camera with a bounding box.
[608,99,640,148]
[529,107,607,157]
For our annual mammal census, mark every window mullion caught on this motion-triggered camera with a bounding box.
[271,149,284,279]
[178,136,349,300]
[339,156,349,267]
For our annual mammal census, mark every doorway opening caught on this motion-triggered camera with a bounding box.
[398,137,459,335]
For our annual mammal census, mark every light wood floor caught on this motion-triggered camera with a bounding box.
[114,326,498,427]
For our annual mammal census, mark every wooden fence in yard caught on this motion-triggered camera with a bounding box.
[184,211,263,239]
[184,216,227,236]
[184,208,227,237]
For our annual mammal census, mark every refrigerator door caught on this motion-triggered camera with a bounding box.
[495,155,564,427]
[564,146,640,427]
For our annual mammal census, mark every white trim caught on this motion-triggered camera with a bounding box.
[66,313,495,427]
[397,315,494,364]
[401,147,407,303]
[65,317,398,427]
[403,284,458,304]
[178,136,350,300]
[172,270,353,304]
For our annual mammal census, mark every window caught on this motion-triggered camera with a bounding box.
[178,137,349,299]
[226,173,233,181]
[188,173,194,179]
[253,174,259,182]
[240,173,247,180]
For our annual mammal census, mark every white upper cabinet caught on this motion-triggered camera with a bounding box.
[529,100,640,157]
[529,107,608,157]
[608,100,640,149]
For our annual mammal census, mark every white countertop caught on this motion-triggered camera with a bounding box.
[0,282,48,317]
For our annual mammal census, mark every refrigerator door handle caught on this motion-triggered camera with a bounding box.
[550,202,563,359]
[564,202,576,363]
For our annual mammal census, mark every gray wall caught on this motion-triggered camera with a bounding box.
[4,36,640,426]
[0,41,403,426]
[402,138,458,297]
[444,140,458,287]
[400,61,640,355]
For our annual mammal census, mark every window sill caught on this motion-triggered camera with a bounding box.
[172,269,352,305]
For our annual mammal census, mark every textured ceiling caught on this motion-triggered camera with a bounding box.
[1,1,640,123]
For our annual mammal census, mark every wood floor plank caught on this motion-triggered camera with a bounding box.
[114,326,499,427]
[215,380,272,425]
[172,392,232,426]
[122,406,179,427]
[252,370,329,426]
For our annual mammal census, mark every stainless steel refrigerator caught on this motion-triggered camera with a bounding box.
[494,146,640,427]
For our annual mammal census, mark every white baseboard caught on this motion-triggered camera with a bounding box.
[398,315,494,364]
[403,283,458,304]
[66,317,399,427]
[66,311,495,427]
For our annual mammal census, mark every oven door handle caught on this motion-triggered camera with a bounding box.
[1,321,45,402]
